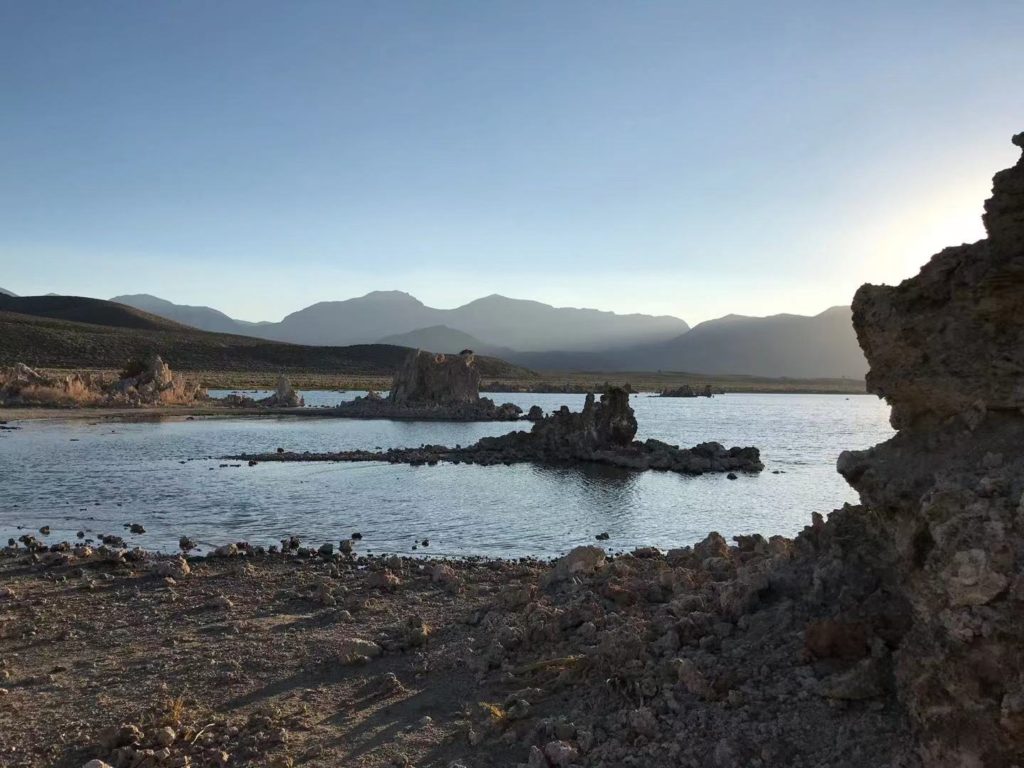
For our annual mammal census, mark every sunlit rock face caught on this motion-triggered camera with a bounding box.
[839,133,1024,767]
[388,350,481,406]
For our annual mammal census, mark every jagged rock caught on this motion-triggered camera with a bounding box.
[259,376,304,408]
[314,349,523,421]
[0,356,205,407]
[389,349,480,406]
[546,546,606,584]
[836,132,1024,766]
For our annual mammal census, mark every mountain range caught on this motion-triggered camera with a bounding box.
[109,291,867,378]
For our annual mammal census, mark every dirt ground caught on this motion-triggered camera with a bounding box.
[0,523,916,768]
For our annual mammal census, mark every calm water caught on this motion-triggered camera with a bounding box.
[0,393,893,559]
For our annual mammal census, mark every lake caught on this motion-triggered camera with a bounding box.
[0,392,893,559]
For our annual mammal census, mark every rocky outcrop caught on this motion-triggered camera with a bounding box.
[259,375,304,407]
[389,349,481,405]
[835,133,1024,766]
[325,348,524,421]
[0,357,205,407]
[230,387,763,475]
[113,356,206,405]
[659,384,714,398]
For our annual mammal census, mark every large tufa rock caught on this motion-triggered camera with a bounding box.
[531,387,638,456]
[838,133,1024,766]
[259,375,304,407]
[114,355,206,405]
[388,349,481,406]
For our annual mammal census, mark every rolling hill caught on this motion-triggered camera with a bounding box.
[0,294,189,331]
[0,296,534,379]
[110,293,259,336]
[0,287,15,297]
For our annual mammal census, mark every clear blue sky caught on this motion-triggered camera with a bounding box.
[1,1,1022,324]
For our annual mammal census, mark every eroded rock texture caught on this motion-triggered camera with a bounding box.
[389,349,481,406]
[839,133,1024,766]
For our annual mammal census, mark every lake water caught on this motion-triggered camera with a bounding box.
[0,392,893,559]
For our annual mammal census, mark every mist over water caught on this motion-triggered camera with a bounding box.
[0,393,892,559]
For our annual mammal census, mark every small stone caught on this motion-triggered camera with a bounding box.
[544,740,578,767]
[154,726,176,747]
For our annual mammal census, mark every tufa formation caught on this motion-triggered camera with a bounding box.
[836,132,1024,766]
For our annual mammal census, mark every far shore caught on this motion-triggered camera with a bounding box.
[10,366,868,395]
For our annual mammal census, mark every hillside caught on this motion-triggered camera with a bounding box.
[0,287,15,297]
[0,294,188,332]
[0,298,534,379]
[110,293,254,335]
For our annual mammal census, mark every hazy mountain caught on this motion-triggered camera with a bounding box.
[377,325,516,357]
[100,290,862,378]
[0,287,16,296]
[636,306,867,378]
[118,290,690,352]
[0,295,533,378]
[443,294,688,352]
[265,291,438,345]
[112,294,252,335]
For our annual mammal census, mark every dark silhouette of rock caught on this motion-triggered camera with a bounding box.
[325,348,523,421]
[834,132,1024,766]
[659,384,713,398]
[230,387,762,475]
[389,350,480,406]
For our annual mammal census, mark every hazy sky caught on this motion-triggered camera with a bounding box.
[2,1,1022,324]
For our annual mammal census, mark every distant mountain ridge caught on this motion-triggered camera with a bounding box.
[108,291,866,378]
[0,287,16,297]
[112,291,690,352]
[0,295,533,379]
[111,293,255,335]
[633,305,867,378]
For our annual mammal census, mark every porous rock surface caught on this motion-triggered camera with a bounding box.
[836,132,1024,766]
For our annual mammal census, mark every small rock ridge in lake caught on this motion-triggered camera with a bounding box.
[231,386,764,475]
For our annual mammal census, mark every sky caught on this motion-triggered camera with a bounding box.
[1,1,1023,325]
